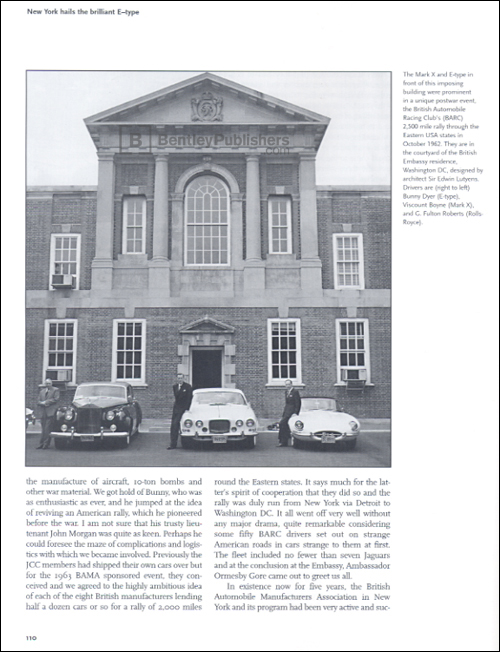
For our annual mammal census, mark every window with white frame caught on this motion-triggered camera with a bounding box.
[267,319,302,384]
[122,196,146,254]
[336,319,370,383]
[112,320,146,384]
[43,320,77,384]
[50,234,80,289]
[333,234,365,289]
[268,196,292,254]
[185,175,230,265]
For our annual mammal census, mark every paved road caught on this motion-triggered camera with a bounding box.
[25,425,390,468]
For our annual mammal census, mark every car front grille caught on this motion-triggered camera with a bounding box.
[209,420,230,434]
[314,431,342,436]
[77,407,102,433]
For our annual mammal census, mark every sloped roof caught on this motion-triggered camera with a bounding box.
[84,72,330,126]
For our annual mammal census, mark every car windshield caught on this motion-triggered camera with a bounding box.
[301,398,338,412]
[193,392,246,406]
[74,385,127,400]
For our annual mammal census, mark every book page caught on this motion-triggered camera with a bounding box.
[2,2,498,651]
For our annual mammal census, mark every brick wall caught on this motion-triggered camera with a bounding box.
[26,199,53,290]
[26,306,390,419]
[26,182,390,419]
[26,192,97,291]
[292,307,390,419]
[26,309,51,408]
[318,191,391,290]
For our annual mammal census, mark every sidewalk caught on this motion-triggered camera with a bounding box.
[26,417,390,435]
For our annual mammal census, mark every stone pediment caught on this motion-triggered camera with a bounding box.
[179,316,235,335]
[84,73,330,127]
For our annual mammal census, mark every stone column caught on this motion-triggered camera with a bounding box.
[244,154,265,291]
[149,154,170,293]
[91,151,115,289]
[152,154,169,260]
[299,153,322,292]
[245,155,261,261]
[299,154,320,259]
[169,193,184,296]
[231,193,244,267]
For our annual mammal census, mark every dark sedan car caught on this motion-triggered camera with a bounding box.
[51,382,142,449]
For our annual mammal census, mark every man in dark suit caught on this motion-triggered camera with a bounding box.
[37,378,60,449]
[168,373,193,450]
[277,379,301,447]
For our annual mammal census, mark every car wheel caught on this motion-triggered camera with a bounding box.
[292,436,301,449]
[180,436,192,449]
[54,439,68,450]
[243,435,256,449]
[342,438,357,451]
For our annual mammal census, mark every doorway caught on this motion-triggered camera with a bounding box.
[191,348,223,389]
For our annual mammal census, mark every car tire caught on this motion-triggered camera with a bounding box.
[243,435,256,449]
[54,439,68,450]
[292,436,302,449]
[342,438,357,451]
[180,436,192,449]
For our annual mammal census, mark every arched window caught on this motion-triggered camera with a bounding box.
[185,175,230,265]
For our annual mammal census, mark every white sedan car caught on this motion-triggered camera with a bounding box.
[180,388,259,449]
[289,398,360,450]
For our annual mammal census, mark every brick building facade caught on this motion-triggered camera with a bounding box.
[26,73,390,419]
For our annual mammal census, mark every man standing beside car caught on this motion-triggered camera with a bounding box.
[277,379,301,447]
[37,378,60,449]
[168,373,193,450]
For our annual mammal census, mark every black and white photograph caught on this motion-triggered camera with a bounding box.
[26,70,391,468]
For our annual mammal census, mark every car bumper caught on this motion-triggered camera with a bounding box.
[292,432,359,444]
[182,430,257,443]
[51,429,129,440]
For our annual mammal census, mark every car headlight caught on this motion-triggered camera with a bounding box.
[195,420,203,427]
[294,420,304,431]
[246,419,255,427]
[236,420,244,427]
[349,421,359,432]
[184,419,193,428]
[106,410,115,421]
[64,408,75,421]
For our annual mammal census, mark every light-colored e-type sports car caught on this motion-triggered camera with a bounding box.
[289,397,360,450]
[180,388,258,448]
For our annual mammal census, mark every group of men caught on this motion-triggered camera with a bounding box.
[33,374,301,449]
